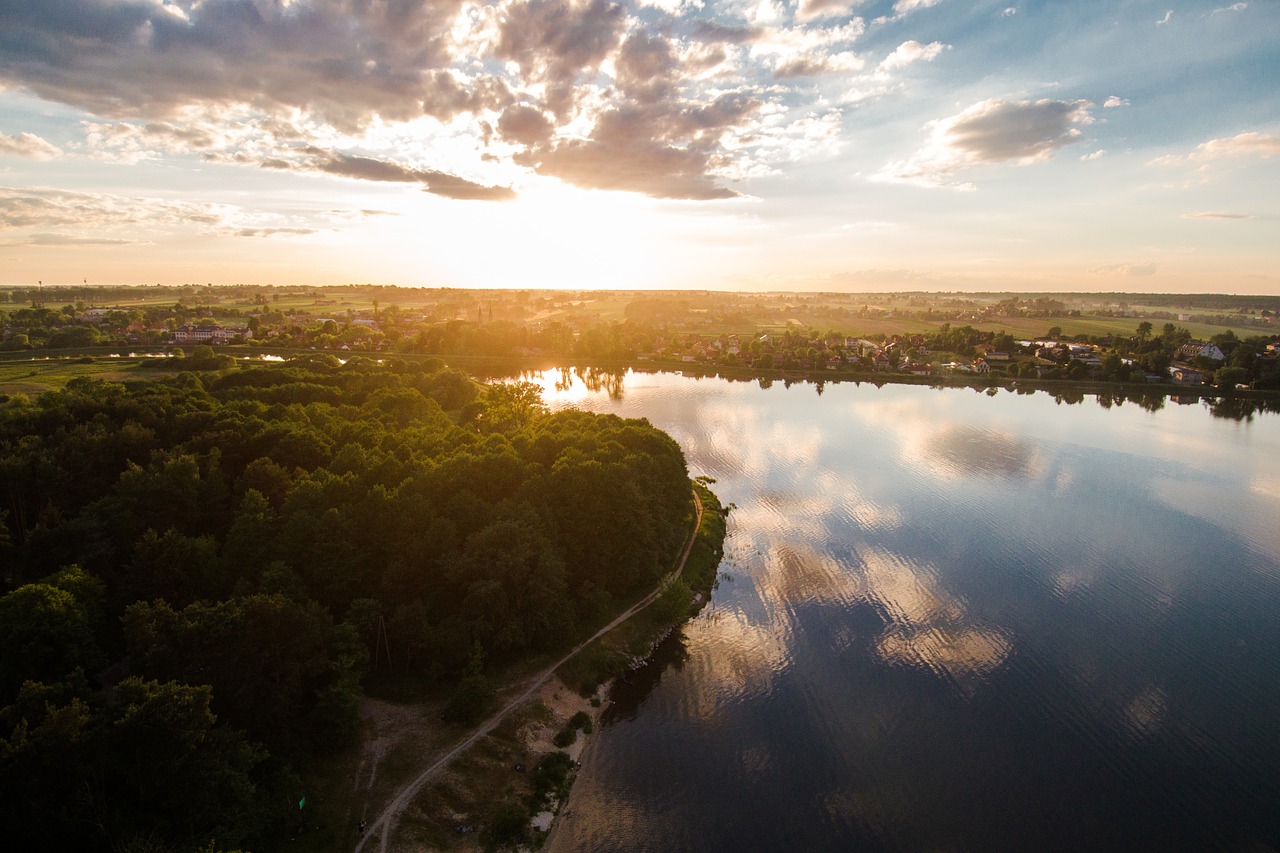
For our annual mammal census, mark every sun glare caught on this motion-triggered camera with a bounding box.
[430,182,675,290]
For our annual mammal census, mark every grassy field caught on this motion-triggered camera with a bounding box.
[0,355,170,396]
[690,313,1265,341]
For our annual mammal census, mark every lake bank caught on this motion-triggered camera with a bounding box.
[339,482,727,851]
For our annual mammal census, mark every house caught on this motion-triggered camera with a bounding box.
[1171,367,1209,386]
[973,359,991,374]
[1177,342,1226,362]
[174,324,240,344]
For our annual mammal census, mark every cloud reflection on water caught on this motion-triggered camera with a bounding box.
[857,547,1012,692]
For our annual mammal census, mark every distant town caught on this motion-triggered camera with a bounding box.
[2,284,1278,393]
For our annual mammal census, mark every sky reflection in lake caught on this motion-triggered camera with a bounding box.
[535,370,1280,851]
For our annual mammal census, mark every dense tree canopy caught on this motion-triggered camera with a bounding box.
[0,358,692,850]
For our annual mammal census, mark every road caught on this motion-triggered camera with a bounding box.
[355,488,704,853]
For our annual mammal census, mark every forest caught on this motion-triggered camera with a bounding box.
[0,353,694,851]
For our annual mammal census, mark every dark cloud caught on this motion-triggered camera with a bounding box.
[495,0,626,117]
[275,151,516,201]
[941,98,1092,163]
[775,58,837,78]
[0,0,474,128]
[615,31,678,95]
[524,103,753,199]
[689,21,764,44]
[881,97,1093,187]
[497,105,555,147]
[498,21,758,199]
[0,0,769,201]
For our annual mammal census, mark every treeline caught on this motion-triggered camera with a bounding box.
[0,356,692,850]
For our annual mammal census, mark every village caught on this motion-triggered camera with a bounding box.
[1,286,1278,392]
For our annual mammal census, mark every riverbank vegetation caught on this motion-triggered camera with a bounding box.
[3,287,1277,402]
[0,357,697,851]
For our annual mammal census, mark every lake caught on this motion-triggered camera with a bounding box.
[528,370,1280,852]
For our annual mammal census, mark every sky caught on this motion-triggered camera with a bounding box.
[0,0,1276,293]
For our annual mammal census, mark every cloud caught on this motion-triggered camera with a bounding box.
[877,40,948,73]
[0,0,475,128]
[1081,149,1105,161]
[1089,262,1159,276]
[519,96,760,199]
[307,152,516,201]
[1186,131,1280,160]
[0,233,139,247]
[877,97,1093,188]
[494,0,626,119]
[0,186,222,230]
[1181,211,1254,220]
[795,0,864,22]
[1157,10,1173,25]
[1002,6,1017,15]
[0,132,62,160]
[1211,3,1247,14]
[496,105,556,148]
[235,227,319,238]
[689,21,765,44]
[1103,95,1130,108]
[1151,131,1280,178]
[0,185,327,237]
[0,0,786,201]
[894,0,943,14]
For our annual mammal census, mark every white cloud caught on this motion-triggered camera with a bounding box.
[0,132,62,161]
[1002,6,1016,15]
[0,185,328,237]
[877,40,948,73]
[1089,262,1159,276]
[1103,95,1130,108]
[876,97,1093,188]
[795,0,864,23]
[1188,131,1280,160]
[894,0,943,13]
[1081,149,1105,161]
[1181,211,1254,220]
[1151,131,1280,174]
[1157,10,1173,25]
[1211,3,1247,14]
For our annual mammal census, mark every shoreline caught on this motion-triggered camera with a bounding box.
[350,482,727,852]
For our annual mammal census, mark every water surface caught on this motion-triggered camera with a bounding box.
[533,372,1280,851]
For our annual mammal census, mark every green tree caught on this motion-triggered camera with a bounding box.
[1215,366,1248,390]
[0,570,102,702]
[443,643,494,725]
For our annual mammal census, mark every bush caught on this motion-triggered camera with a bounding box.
[568,711,593,734]
[528,751,575,810]
[481,799,529,852]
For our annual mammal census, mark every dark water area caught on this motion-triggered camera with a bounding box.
[528,370,1280,852]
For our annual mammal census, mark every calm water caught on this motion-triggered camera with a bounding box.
[531,371,1280,852]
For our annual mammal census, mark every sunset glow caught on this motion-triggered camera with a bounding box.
[0,1,1276,292]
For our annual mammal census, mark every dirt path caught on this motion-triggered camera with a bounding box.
[355,489,704,853]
